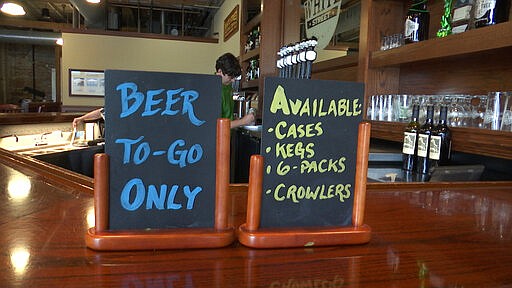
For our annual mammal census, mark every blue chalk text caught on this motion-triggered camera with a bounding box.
[115,136,203,167]
[120,178,202,211]
[117,82,205,126]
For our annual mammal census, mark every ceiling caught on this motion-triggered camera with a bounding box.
[0,0,225,38]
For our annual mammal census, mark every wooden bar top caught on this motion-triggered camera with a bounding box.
[1,159,511,287]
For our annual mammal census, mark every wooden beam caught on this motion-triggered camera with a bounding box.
[0,18,73,32]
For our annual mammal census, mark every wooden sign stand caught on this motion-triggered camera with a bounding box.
[85,119,235,250]
[238,122,372,248]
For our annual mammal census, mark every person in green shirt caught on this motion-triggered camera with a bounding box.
[215,53,255,129]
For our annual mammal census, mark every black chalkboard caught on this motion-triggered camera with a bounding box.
[260,77,364,228]
[104,70,221,230]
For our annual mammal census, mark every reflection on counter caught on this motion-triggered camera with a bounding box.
[368,165,484,183]
[399,190,512,240]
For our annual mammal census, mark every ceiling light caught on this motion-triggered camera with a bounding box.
[1,2,26,16]
[86,0,101,3]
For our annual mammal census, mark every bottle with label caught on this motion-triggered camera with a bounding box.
[473,0,511,28]
[251,59,259,80]
[253,26,260,49]
[404,0,430,43]
[402,104,421,171]
[451,0,474,34]
[437,0,453,37]
[416,105,434,175]
[429,106,452,169]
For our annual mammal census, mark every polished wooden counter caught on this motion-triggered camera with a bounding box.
[1,154,512,287]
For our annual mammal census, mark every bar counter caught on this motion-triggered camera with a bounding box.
[1,153,512,287]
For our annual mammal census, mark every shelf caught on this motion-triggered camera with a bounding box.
[241,47,260,62]
[241,79,259,89]
[243,13,261,33]
[370,121,512,160]
[370,22,512,68]
[312,53,359,74]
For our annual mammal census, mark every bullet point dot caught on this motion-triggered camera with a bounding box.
[265,147,271,153]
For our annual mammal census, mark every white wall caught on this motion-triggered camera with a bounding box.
[211,0,242,57]
[61,0,242,108]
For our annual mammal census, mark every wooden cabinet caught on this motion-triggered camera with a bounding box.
[240,12,261,91]
[239,0,300,116]
[358,0,512,160]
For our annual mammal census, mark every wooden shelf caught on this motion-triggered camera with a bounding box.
[239,0,285,116]
[241,79,259,89]
[312,53,359,73]
[360,0,512,161]
[243,12,261,33]
[241,47,260,62]
[370,121,512,160]
[370,22,512,68]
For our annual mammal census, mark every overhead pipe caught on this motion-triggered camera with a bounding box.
[0,29,61,45]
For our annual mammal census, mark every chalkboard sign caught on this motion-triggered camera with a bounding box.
[104,70,220,230]
[260,77,364,228]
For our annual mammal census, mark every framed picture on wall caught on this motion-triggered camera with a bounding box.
[69,69,105,97]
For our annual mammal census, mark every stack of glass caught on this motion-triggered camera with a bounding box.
[366,93,512,131]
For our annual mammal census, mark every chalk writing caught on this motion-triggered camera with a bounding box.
[260,77,363,228]
[271,121,324,139]
[269,274,344,288]
[266,183,351,203]
[117,82,205,126]
[106,70,220,230]
[120,178,202,211]
[115,136,203,167]
[270,85,362,117]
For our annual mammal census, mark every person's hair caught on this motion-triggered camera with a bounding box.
[215,53,241,77]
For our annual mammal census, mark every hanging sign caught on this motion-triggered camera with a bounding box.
[224,5,239,42]
[304,0,342,50]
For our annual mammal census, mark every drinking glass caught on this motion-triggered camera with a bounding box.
[502,95,512,131]
[381,36,390,51]
[393,94,412,122]
[377,95,384,120]
[447,94,466,127]
[377,94,391,121]
[383,94,394,121]
[367,95,377,120]
[483,92,511,130]
[468,95,487,128]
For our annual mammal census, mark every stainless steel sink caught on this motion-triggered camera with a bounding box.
[15,144,88,157]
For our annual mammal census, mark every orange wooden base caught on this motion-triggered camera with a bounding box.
[238,122,373,249]
[86,227,235,251]
[238,224,371,249]
[85,119,235,251]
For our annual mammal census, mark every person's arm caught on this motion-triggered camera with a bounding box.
[72,108,103,128]
[230,111,255,129]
